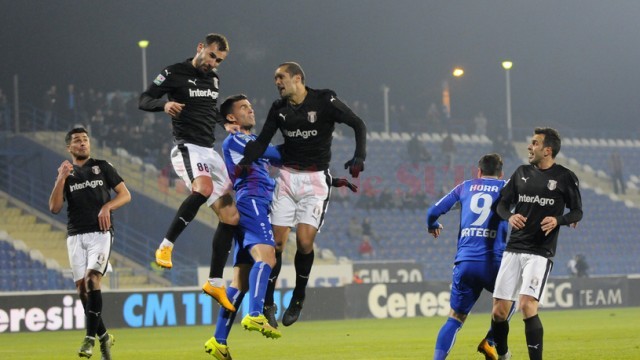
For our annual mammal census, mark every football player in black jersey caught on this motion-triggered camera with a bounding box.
[139,33,239,312]
[240,62,367,327]
[491,127,582,360]
[49,128,131,359]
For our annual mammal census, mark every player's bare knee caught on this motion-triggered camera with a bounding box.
[75,280,87,297]
[491,302,511,321]
[450,311,467,323]
[212,195,239,224]
[273,225,290,248]
[194,188,213,199]
[296,238,314,254]
[492,310,508,322]
[222,209,240,225]
[519,299,539,318]
[192,178,214,198]
[85,272,102,291]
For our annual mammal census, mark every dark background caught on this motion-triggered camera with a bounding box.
[2,1,639,137]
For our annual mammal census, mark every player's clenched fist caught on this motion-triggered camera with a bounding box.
[164,101,185,117]
[57,160,74,179]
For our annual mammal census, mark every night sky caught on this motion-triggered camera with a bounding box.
[2,1,639,137]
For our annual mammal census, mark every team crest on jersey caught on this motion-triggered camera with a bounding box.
[307,111,317,123]
[312,203,323,219]
[96,253,106,266]
[92,166,101,175]
[213,77,219,89]
[153,74,166,85]
[547,180,557,190]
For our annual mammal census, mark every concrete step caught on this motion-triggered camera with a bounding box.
[0,214,38,225]
[0,208,22,217]
[0,223,52,233]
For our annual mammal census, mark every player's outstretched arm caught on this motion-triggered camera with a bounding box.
[326,91,367,178]
[331,177,358,192]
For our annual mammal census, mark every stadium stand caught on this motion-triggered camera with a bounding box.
[316,133,640,280]
[0,230,73,291]
[2,101,639,288]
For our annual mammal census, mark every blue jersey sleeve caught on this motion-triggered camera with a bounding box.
[263,144,282,164]
[426,183,462,230]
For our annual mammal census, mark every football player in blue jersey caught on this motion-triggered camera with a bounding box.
[206,94,358,359]
[426,153,513,360]
[204,94,282,359]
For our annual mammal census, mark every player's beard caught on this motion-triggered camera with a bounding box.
[193,54,212,74]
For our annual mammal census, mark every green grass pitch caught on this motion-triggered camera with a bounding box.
[1,307,639,359]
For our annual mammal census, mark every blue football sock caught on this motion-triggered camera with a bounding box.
[434,317,463,360]
[214,287,244,345]
[249,261,272,316]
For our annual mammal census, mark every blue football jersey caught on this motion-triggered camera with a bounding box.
[222,132,281,202]
[426,177,508,263]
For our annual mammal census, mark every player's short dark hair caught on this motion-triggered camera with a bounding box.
[65,128,89,145]
[534,127,561,158]
[220,94,248,122]
[478,153,503,177]
[279,62,305,84]
[205,33,229,51]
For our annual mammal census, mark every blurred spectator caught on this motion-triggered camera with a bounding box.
[358,235,375,259]
[347,216,363,240]
[391,190,404,209]
[567,256,577,276]
[575,254,589,277]
[64,83,77,125]
[331,186,351,204]
[87,89,107,116]
[109,91,126,115]
[473,111,488,136]
[75,88,89,126]
[125,92,142,127]
[89,109,106,138]
[608,150,625,194]
[441,132,456,168]
[355,190,376,210]
[492,134,518,159]
[407,134,431,164]
[375,188,393,209]
[361,217,377,242]
[43,85,59,129]
[568,254,589,278]
[414,190,430,210]
[401,190,418,209]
